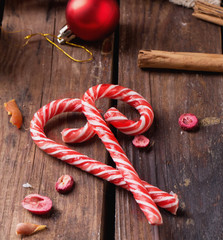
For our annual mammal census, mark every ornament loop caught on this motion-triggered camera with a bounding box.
[0,27,93,63]
[24,32,93,63]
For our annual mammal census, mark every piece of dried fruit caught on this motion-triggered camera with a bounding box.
[132,135,150,148]
[4,99,23,129]
[55,175,74,194]
[22,194,52,215]
[16,223,46,236]
[178,113,199,131]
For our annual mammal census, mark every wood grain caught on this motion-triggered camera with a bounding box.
[116,0,223,239]
[1,0,223,239]
[0,0,114,239]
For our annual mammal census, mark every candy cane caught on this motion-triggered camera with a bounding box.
[62,105,151,142]
[82,84,163,224]
[30,98,179,216]
[61,87,154,142]
[61,122,95,143]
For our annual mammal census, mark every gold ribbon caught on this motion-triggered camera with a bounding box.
[1,27,93,63]
[24,33,93,63]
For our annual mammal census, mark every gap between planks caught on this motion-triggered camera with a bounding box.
[102,11,120,240]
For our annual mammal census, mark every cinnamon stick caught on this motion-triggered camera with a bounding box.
[193,1,223,26]
[138,50,223,72]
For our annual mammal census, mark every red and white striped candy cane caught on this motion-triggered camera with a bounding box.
[62,86,154,142]
[82,84,162,225]
[30,98,179,216]
[104,106,153,136]
[62,105,151,142]
[61,122,95,143]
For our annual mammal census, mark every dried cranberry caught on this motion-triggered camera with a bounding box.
[178,113,199,131]
[55,175,74,194]
[22,194,52,215]
[132,135,150,148]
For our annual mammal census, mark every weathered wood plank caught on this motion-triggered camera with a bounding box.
[116,0,223,239]
[0,0,114,239]
[0,0,55,238]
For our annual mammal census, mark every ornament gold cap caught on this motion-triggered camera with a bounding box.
[57,24,75,44]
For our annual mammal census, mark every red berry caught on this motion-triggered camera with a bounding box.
[22,194,52,215]
[178,113,199,131]
[132,135,150,148]
[55,175,74,194]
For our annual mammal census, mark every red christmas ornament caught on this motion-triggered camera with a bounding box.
[66,0,120,41]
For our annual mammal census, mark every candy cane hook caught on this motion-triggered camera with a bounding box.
[81,84,162,224]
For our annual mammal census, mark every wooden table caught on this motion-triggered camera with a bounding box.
[1,0,223,239]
